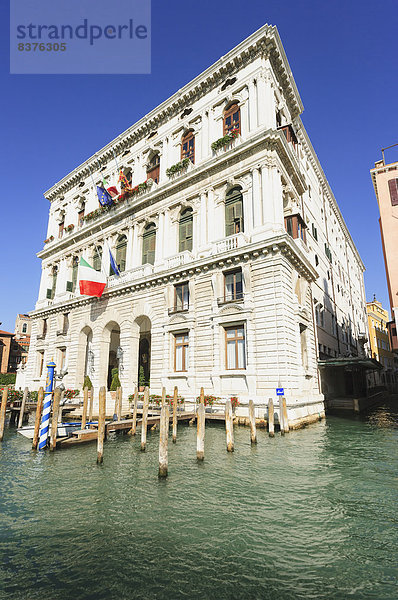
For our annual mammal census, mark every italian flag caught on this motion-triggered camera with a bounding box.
[78,257,106,298]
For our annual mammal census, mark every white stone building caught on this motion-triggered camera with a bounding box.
[20,25,368,426]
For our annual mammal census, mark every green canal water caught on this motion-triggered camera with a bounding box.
[0,405,397,600]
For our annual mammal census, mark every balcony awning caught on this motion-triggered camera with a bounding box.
[318,357,383,371]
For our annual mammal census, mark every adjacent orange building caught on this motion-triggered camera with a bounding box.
[0,330,13,374]
[370,149,398,352]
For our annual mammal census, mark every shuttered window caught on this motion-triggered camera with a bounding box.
[388,178,398,206]
[179,208,193,252]
[225,188,244,236]
[116,236,127,272]
[142,224,156,265]
[223,103,241,135]
[181,131,195,163]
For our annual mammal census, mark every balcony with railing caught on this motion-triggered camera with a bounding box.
[212,232,247,255]
[166,251,194,269]
[106,264,154,289]
[217,291,244,306]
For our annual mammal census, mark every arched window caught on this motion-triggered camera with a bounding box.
[71,256,79,293]
[22,323,27,333]
[142,223,156,265]
[146,153,160,183]
[116,235,127,272]
[179,208,193,252]
[225,187,244,236]
[93,246,102,272]
[181,131,195,163]
[223,103,241,135]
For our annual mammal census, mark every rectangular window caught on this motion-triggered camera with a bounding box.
[59,348,66,370]
[174,283,189,311]
[224,269,243,301]
[37,351,44,377]
[284,215,306,243]
[312,223,318,240]
[147,155,160,184]
[174,333,189,372]
[59,222,64,238]
[388,179,398,206]
[225,325,246,370]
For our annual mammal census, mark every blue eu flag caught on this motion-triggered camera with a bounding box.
[97,186,113,207]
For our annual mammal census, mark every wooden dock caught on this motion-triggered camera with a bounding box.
[57,412,196,447]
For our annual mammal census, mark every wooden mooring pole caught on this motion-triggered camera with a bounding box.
[32,387,44,450]
[158,403,169,478]
[172,386,178,443]
[81,386,89,430]
[88,387,94,422]
[128,388,138,435]
[117,386,123,422]
[0,387,8,442]
[161,387,166,407]
[278,398,285,435]
[141,386,149,451]
[58,390,64,423]
[50,387,61,451]
[17,387,29,429]
[197,402,205,461]
[199,387,204,404]
[268,398,275,437]
[249,399,257,444]
[225,399,234,452]
[282,397,289,433]
[97,386,106,464]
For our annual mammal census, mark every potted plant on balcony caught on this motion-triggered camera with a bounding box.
[110,368,121,401]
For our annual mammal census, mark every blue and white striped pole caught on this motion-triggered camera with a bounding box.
[38,360,56,450]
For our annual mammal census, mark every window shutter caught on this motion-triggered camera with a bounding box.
[179,221,187,252]
[46,289,52,299]
[225,203,235,236]
[66,281,73,292]
[388,179,398,206]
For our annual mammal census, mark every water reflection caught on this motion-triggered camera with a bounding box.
[0,403,397,600]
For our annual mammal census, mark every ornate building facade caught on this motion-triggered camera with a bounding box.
[19,25,368,425]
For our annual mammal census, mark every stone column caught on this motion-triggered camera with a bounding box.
[248,79,258,131]
[202,111,209,160]
[126,225,134,271]
[207,188,216,242]
[251,167,262,230]
[199,192,207,249]
[261,164,273,230]
[160,138,168,183]
[240,97,249,141]
[132,224,140,267]
[155,212,165,265]
[271,167,284,233]
[242,188,253,238]
[257,72,267,127]
[264,68,276,130]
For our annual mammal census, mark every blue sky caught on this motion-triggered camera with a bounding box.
[0,0,397,332]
